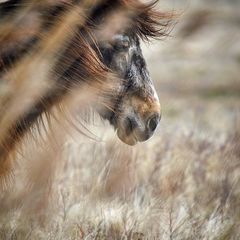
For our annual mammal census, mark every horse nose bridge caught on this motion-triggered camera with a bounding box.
[136,96,161,121]
[131,95,161,135]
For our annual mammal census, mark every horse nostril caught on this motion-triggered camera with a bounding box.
[147,114,160,132]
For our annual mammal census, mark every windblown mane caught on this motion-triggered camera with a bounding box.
[123,0,173,40]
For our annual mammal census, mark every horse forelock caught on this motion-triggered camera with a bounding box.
[119,0,174,41]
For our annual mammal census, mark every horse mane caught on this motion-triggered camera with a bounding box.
[117,0,173,40]
[82,0,173,41]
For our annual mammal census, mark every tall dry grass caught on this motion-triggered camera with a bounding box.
[0,103,240,239]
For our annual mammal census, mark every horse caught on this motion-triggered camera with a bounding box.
[0,0,172,185]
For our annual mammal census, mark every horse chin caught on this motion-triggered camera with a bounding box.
[117,128,138,146]
[104,112,138,145]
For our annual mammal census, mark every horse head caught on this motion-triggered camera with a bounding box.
[93,0,171,145]
[98,32,161,145]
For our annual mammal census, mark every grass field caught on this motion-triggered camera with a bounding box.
[1,1,240,239]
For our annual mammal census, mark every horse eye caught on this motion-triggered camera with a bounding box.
[114,39,130,51]
[121,39,130,48]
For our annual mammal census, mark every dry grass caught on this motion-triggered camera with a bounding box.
[1,1,240,239]
[0,100,239,239]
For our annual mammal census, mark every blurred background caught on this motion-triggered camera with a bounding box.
[145,0,240,137]
[1,0,240,239]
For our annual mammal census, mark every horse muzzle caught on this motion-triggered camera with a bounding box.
[116,98,161,145]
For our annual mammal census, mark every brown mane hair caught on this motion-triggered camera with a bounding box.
[121,0,174,40]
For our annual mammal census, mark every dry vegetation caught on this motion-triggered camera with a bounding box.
[1,1,240,239]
